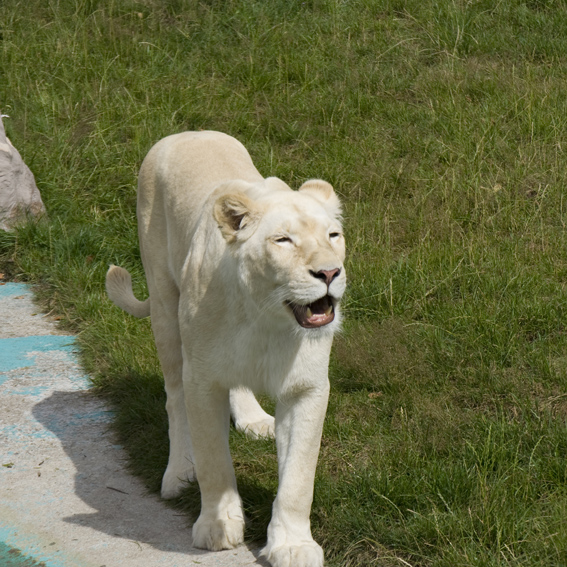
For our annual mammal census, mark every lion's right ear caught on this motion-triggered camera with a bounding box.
[298,179,342,219]
[213,192,260,243]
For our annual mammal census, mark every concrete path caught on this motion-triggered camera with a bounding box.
[0,282,265,567]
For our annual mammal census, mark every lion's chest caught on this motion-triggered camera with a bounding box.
[181,316,330,397]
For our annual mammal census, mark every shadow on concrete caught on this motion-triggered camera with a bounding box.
[33,389,270,566]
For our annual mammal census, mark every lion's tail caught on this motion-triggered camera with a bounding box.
[105,265,151,318]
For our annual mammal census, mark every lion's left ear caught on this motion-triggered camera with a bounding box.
[213,191,261,243]
[298,179,342,219]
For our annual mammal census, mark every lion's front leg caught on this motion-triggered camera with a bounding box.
[184,378,245,551]
[263,383,330,567]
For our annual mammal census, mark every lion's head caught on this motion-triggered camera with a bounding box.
[214,178,346,331]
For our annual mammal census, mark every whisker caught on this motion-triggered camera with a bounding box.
[259,284,290,314]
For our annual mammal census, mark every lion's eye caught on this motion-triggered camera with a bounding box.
[275,236,292,244]
[329,232,341,240]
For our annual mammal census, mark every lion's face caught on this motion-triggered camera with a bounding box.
[214,179,346,331]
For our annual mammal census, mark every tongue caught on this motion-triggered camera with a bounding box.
[290,296,335,328]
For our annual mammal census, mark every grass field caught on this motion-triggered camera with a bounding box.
[1,0,567,565]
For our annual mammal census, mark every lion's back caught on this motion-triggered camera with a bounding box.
[136,131,264,280]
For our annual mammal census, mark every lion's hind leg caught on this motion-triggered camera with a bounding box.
[230,387,275,439]
[149,285,196,499]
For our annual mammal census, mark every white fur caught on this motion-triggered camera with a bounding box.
[105,131,346,567]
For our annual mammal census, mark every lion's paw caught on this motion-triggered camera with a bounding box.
[234,415,275,439]
[160,464,196,499]
[263,541,324,567]
[192,516,245,551]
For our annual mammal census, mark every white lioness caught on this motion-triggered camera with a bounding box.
[105,131,346,567]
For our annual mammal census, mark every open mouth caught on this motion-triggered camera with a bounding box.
[286,296,335,328]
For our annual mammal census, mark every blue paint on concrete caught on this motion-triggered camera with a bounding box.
[0,336,76,374]
[0,524,82,567]
[0,540,46,566]
[0,423,56,441]
[4,385,52,397]
[0,283,31,298]
[0,283,91,567]
[0,336,84,396]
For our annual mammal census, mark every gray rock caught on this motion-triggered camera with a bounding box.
[0,114,45,231]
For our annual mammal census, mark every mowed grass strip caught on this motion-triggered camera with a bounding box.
[1,1,567,565]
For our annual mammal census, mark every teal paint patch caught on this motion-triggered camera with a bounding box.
[0,336,76,374]
[0,541,47,567]
[0,283,92,567]
[0,524,82,567]
[0,423,56,441]
[0,283,31,299]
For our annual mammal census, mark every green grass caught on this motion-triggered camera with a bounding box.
[1,0,567,565]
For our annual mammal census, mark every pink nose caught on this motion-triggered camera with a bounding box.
[310,268,340,287]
